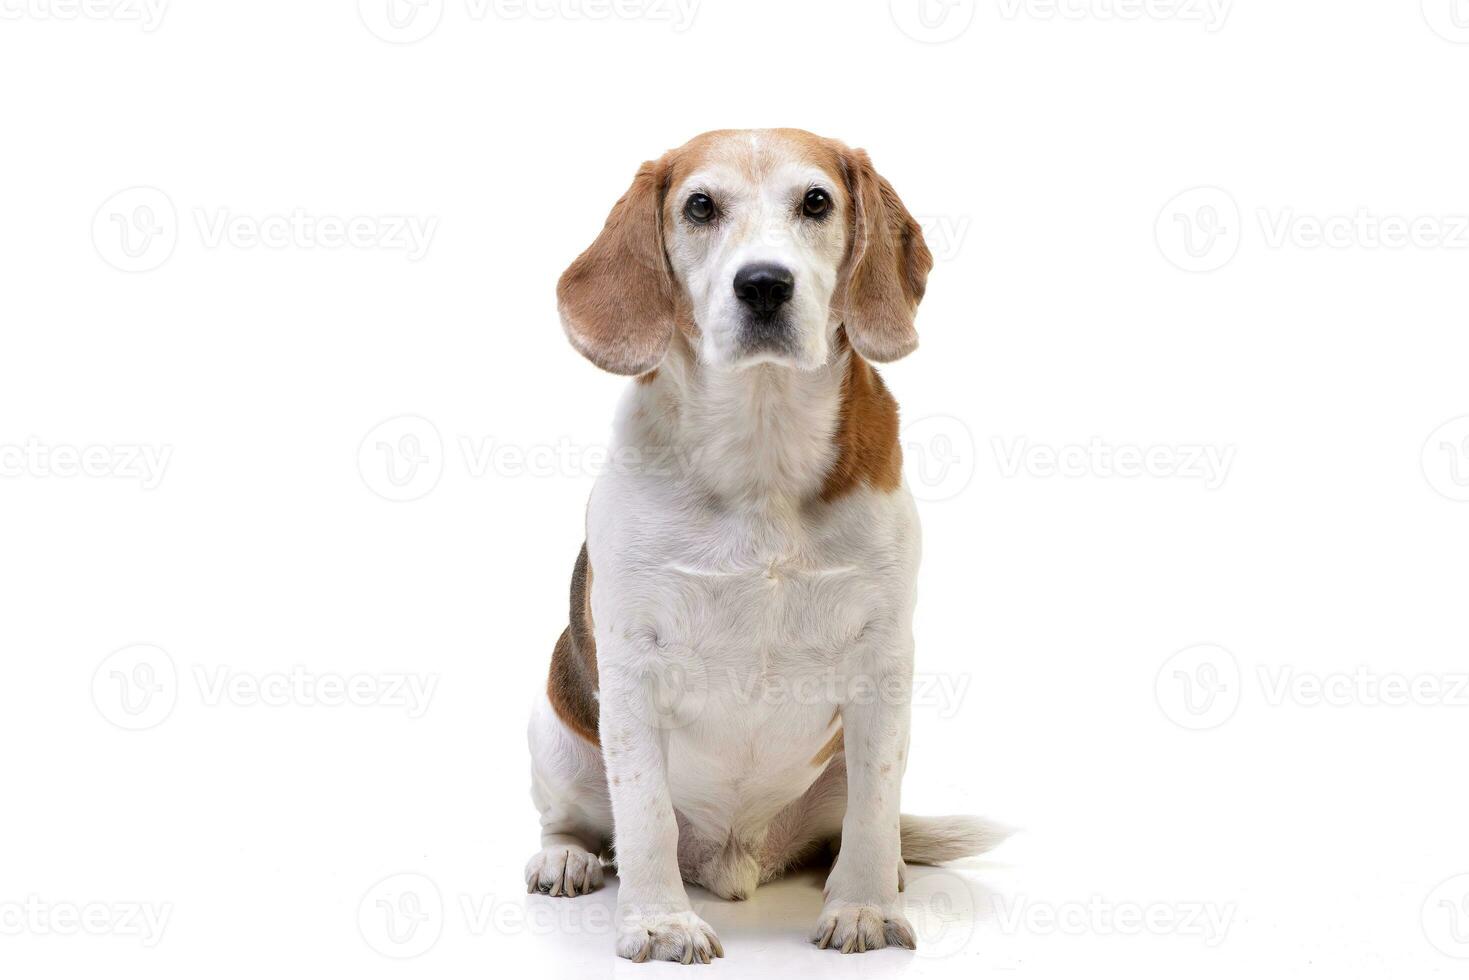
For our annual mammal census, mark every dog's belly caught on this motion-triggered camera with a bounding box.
[664,676,838,842]
[651,563,868,848]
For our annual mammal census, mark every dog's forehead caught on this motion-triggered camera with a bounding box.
[668,129,845,196]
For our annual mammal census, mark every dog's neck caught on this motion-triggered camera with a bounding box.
[623,332,848,510]
[620,330,902,513]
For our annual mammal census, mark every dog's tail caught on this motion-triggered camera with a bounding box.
[899,814,1013,865]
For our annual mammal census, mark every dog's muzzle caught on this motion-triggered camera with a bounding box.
[733,262,795,353]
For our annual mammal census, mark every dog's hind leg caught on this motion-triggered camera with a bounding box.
[525,688,612,897]
[756,755,850,886]
[526,545,612,897]
[759,753,1012,894]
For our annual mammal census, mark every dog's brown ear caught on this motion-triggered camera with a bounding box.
[556,157,677,376]
[839,149,933,362]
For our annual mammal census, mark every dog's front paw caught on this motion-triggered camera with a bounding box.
[616,907,724,964]
[524,844,604,897]
[811,901,916,953]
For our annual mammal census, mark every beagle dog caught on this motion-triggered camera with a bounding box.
[526,129,1003,963]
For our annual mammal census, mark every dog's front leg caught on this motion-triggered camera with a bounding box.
[813,643,917,953]
[600,635,723,964]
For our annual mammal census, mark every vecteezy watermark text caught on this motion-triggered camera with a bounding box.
[0,0,168,30]
[0,897,172,947]
[93,186,437,272]
[995,0,1231,31]
[1257,666,1469,709]
[0,439,171,489]
[359,870,723,958]
[92,644,439,730]
[1157,644,1469,730]
[192,666,438,716]
[357,0,699,43]
[1158,187,1469,272]
[993,437,1235,489]
[992,895,1236,946]
[193,209,436,260]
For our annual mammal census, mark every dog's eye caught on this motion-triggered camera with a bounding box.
[803,188,831,219]
[685,193,715,224]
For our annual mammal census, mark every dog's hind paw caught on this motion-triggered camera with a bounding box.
[524,844,604,897]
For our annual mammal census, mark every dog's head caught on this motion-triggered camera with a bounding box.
[557,129,933,375]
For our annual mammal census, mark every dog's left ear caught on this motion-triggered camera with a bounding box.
[838,149,933,362]
[556,156,677,376]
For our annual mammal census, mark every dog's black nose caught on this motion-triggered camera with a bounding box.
[733,263,794,315]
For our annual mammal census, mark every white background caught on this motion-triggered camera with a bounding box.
[3,1,1468,977]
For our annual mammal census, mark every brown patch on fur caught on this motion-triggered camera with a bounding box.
[836,147,932,363]
[546,543,601,745]
[557,156,682,376]
[636,368,658,385]
[661,128,848,188]
[810,726,844,768]
[820,331,903,502]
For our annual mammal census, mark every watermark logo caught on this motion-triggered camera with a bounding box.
[357,421,711,501]
[890,0,976,43]
[1422,416,1469,503]
[93,188,437,271]
[616,638,711,733]
[1156,187,1241,273]
[1423,874,1469,958]
[1155,644,1240,730]
[91,648,438,727]
[358,415,445,502]
[359,873,444,958]
[1158,652,1469,730]
[91,644,178,731]
[358,0,444,42]
[0,0,168,30]
[92,186,177,273]
[361,875,731,949]
[1423,0,1469,43]
[1160,189,1469,271]
[903,415,977,502]
[906,870,979,958]
[356,416,979,503]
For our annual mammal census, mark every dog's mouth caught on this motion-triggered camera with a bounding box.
[735,310,799,362]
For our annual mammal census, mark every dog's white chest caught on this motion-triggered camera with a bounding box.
[653,558,865,836]
[589,478,919,844]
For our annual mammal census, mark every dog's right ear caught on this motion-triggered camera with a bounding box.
[556,157,677,376]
